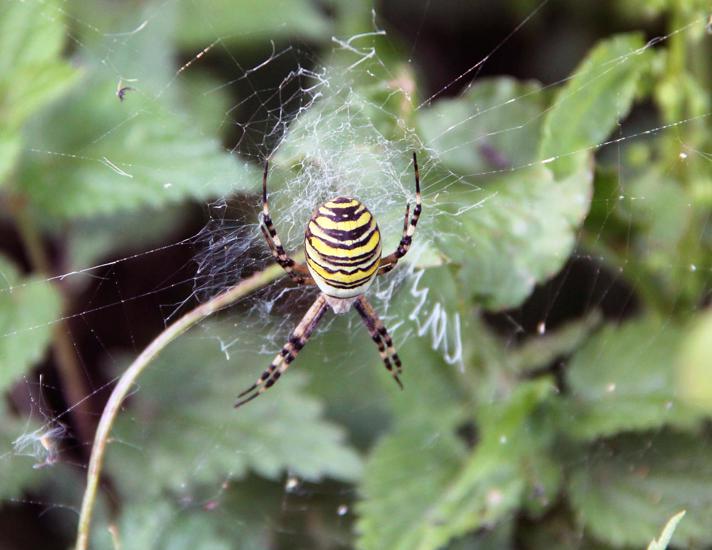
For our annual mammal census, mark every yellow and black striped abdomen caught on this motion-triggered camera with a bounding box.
[305,197,381,298]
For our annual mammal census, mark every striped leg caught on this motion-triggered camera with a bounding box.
[379,152,422,275]
[261,161,313,285]
[235,294,328,408]
[260,225,314,285]
[354,295,403,389]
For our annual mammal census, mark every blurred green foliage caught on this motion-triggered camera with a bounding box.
[0,0,710,549]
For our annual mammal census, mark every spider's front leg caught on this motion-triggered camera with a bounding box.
[235,294,328,408]
[261,160,314,285]
[379,152,422,275]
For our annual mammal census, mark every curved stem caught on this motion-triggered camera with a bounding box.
[75,263,284,550]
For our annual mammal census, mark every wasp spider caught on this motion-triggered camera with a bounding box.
[235,153,421,408]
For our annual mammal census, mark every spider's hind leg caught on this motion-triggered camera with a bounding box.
[235,294,328,408]
[354,295,403,389]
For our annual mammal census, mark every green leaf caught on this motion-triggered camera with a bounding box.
[0,0,80,183]
[624,170,689,252]
[67,0,176,95]
[175,0,332,47]
[66,204,191,277]
[648,510,686,550]
[0,0,80,125]
[16,1,259,219]
[620,169,694,296]
[294,312,394,449]
[1,406,84,502]
[417,75,594,310]
[94,476,335,550]
[357,381,553,550]
[539,33,648,176]
[0,409,41,499]
[435,157,593,310]
[0,0,64,70]
[17,76,257,218]
[297,266,469,449]
[560,317,703,440]
[0,130,21,183]
[676,309,712,414]
[510,311,603,373]
[2,59,80,131]
[568,431,712,547]
[179,69,233,139]
[265,85,418,261]
[356,423,467,550]
[0,255,62,392]
[94,501,232,550]
[418,78,545,175]
[107,322,362,500]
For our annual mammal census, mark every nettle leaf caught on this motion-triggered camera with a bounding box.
[418,78,545,175]
[1,405,85,502]
[560,317,702,441]
[176,0,331,47]
[0,0,80,183]
[265,89,417,261]
[510,311,603,373]
[294,265,469,448]
[357,381,553,550]
[677,309,712,414]
[539,33,649,176]
[0,130,21,185]
[16,0,258,219]
[66,204,192,277]
[18,76,257,219]
[94,476,312,550]
[568,431,712,548]
[179,69,234,139]
[67,0,176,94]
[0,0,81,128]
[0,255,62,393]
[434,157,593,310]
[107,322,362,500]
[622,169,699,297]
[0,409,41,499]
[418,77,593,310]
[356,422,467,550]
[294,312,395,448]
[94,501,231,550]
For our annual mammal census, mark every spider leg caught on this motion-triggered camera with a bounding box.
[379,151,422,275]
[354,295,403,389]
[260,225,314,285]
[235,294,328,408]
[261,160,313,285]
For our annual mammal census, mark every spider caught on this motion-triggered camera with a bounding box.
[235,153,421,408]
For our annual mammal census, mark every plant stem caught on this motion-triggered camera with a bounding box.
[12,201,95,448]
[74,262,284,550]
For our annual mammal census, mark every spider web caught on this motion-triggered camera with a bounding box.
[0,0,710,548]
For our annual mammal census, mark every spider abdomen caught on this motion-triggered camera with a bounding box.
[305,197,381,298]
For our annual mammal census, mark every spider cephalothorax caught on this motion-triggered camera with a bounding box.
[235,153,421,408]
